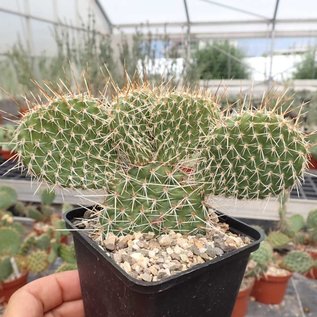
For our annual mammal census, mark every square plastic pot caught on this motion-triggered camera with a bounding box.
[64,206,263,317]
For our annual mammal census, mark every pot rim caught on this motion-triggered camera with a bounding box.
[64,205,264,289]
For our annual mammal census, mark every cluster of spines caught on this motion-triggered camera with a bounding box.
[200,110,309,199]
[100,163,207,235]
[15,95,117,190]
[152,91,220,163]
[110,88,156,165]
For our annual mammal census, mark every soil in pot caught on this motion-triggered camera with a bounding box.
[251,266,292,305]
[65,206,263,317]
[231,277,254,317]
[1,272,28,303]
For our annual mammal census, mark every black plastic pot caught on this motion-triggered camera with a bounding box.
[65,206,263,317]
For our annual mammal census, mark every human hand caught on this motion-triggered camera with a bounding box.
[3,270,84,317]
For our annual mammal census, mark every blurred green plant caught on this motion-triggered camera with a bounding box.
[188,41,249,80]
[293,49,317,79]
[0,16,183,98]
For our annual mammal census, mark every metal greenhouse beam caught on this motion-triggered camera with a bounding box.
[183,0,191,68]
[95,0,113,33]
[199,0,270,21]
[268,0,280,85]
[0,6,109,35]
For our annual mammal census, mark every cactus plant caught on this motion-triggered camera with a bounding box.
[27,250,49,273]
[307,209,317,230]
[0,227,21,256]
[281,251,314,273]
[14,87,310,237]
[16,96,116,190]
[267,231,291,249]
[0,218,59,282]
[200,110,308,199]
[0,124,16,152]
[59,244,76,264]
[0,256,13,281]
[250,241,273,267]
[285,214,306,237]
[0,186,17,210]
[40,188,56,205]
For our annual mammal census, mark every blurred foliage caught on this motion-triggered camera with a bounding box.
[0,16,182,98]
[187,41,249,80]
[293,49,317,79]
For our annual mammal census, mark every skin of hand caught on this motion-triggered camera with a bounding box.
[3,270,84,317]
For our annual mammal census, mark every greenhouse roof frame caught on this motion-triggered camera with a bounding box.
[99,0,317,39]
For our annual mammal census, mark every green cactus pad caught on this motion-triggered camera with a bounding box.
[26,206,44,222]
[267,231,291,249]
[111,88,156,165]
[153,92,220,163]
[0,227,21,256]
[282,251,314,273]
[19,234,36,256]
[307,209,317,229]
[0,186,17,210]
[59,244,76,264]
[201,111,309,199]
[34,234,51,250]
[27,250,49,273]
[55,262,77,273]
[250,241,273,267]
[0,256,13,281]
[285,214,305,236]
[100,163,207,235]
[15,96,117,189]
[40,188,56,205]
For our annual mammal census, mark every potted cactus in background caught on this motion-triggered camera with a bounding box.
[0,212,51,303]
[0,124,17,161]
[13,84,310,317]
[249,240,315,305]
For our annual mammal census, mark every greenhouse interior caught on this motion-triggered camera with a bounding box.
[1,0,317,316]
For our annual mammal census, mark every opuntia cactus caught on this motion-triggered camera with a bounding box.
[267,231,290,249]
[0,186,17,210]
[0,227,21,256]
[16,96,116,190]
[27,250,49,273]
[0,256,13,281]
[281,251,314,273]
[307,209,317,230]
[285,214,305,237]
[250,241,273,267]
[200,110,308,199]
[14,87,310,235]
[40,188,56,205]
[101,163,207,235]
